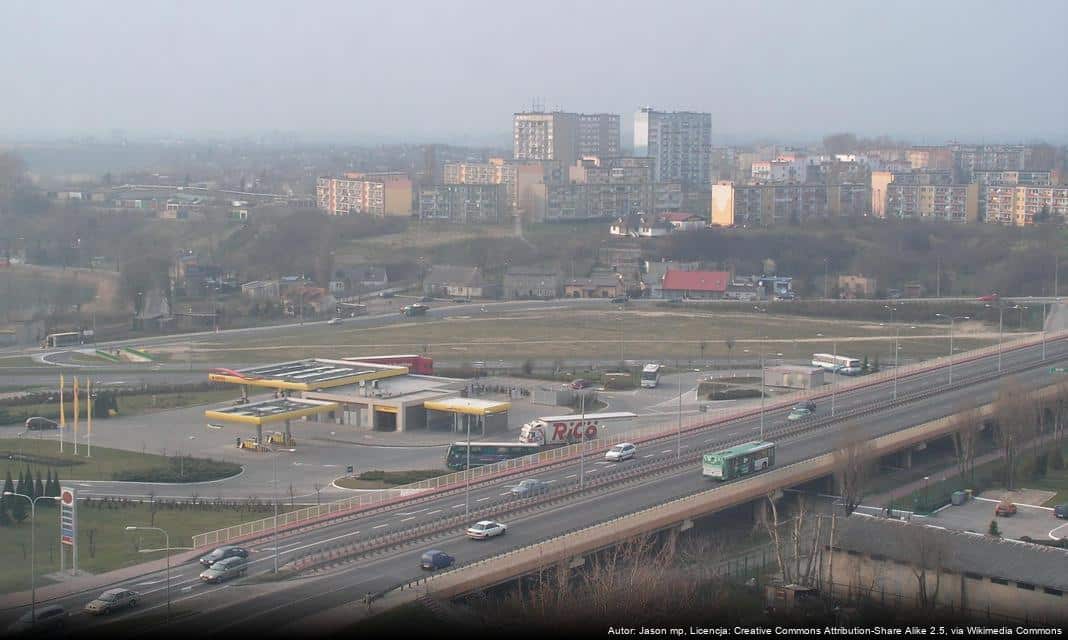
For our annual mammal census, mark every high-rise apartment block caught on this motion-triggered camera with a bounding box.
[633,108,712,186]
[418,184,505,224]
[443,158,518,210]
[710,182,870,227]
[513,111,620,168]
[316,172,413,216]
[984,185,1068,226]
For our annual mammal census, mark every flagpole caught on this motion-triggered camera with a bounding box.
[59,375,65,454]
[73,377,79,456]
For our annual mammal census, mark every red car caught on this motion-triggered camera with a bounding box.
[569,379,593,390]
[977,293,999,302]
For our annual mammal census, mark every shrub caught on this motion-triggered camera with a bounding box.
[111,457,240,483]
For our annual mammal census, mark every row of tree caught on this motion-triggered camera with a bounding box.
[0,468,63,526]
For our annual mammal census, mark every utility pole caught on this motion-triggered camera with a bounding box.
[831,341,837,417]
[580,392,587,488]
[273,455,278,573]
[676,370,683,460]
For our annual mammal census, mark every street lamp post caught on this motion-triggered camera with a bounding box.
[272,454,279,573]
[124,525,170,623]
[464,413,471,518]
[581,392,587,487]
[987,303,1004,372]
[677,369,683,460]
[935,314,970,385]
[832,340,837,417]
[5,492,60,624]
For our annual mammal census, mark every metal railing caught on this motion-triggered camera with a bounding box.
[192,329,1067,548]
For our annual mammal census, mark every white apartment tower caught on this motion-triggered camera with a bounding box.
[634,107,712,187]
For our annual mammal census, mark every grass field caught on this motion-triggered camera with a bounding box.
[179,307,1001,365]
[0,501,297,595]
[0,389,239,426]
[0,439,238,483]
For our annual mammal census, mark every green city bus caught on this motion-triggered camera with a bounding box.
[702,441,776,481]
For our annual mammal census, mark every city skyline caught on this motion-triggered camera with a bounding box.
[1,0,1066,145]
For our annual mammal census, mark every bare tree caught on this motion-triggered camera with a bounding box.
[949,405,983,487]
[993,378,1033,490]
[908,525,946,609]
[758,493,823,587]
[834,422,873,515]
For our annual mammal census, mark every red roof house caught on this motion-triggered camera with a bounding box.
[661,270,730,299]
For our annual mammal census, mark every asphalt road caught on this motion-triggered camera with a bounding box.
[5,332,1067,636]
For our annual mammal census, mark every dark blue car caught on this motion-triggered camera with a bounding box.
[420,549,454,570]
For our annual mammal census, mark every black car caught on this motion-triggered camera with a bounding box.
[610,296,628,304]
[199,545,249,567]
[453,297,472,304]
[1055,504,1068,519]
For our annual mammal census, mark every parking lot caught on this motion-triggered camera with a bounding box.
[928,494,1066,541]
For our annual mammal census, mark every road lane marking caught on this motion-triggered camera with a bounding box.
[544,479,556,483]
[661,449,672,454]
[399,517,416,523]
[644,454,655,458]
[499,492,512,496]
[373,524,389,529]
[476,497,490,502]
[452,504,464,509]
[565,474,577,479]
[427,509,441,515]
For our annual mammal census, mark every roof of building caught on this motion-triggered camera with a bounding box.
[423,397,511,416]
[208,359,406,391]
[425,265,483,287]
[204,397,339,426]
[662,270,730,292]
[829,514,1068,592]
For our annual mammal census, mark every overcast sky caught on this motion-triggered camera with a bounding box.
[2,0,1066,145]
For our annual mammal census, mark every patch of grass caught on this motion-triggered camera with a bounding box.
[189,306,994,364]
[0,501,297,595]
[893,440,1068,512]
[335,469,448,489]
[0,438,239,483]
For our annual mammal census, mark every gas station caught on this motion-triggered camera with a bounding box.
[204,356,514,444]
[204,397,340,450]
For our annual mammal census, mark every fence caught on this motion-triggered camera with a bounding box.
[192,329,1068,548]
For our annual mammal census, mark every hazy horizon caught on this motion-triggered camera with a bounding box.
[2,0,1066,146]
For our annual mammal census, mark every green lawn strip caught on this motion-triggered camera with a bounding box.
[0,389,238,425]
[334,469,449,490]
[0,501,299,595]
[0,439,239,483]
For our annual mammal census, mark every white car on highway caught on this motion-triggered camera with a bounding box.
[605,442,636,462]
[466,520,507,540]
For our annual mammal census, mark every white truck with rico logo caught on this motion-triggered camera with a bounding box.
[519,412,637,446]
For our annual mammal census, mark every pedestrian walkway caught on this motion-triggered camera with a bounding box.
[0,548,203,611]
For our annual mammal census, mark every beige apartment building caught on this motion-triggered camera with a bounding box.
[316,172,413,216]
[984,185,1068,226]
[710,181,870,226]
[871,170,977,222]
[443,158,517,210]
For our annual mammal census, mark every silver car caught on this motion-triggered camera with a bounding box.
[84,588,139,615]
[199,556,248,583]
[510,479,550,498]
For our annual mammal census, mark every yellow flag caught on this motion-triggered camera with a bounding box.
[59,374,65,453]
[87,379,92,458]
[73,377,79,455]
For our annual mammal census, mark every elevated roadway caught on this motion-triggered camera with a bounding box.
[4,330,1068,636]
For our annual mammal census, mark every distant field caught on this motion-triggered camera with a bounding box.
[170,307,1005,365]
